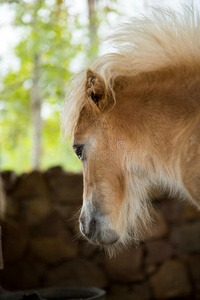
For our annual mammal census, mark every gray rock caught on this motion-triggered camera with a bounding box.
[170,221,200,253]
[45,168,83,205]
[160,196,184,223]
[30,235,78,264]
[150,259,192,299]
[187,255,200,294]
[1,219,28,262]
[145,240,174,265]
[20,197,52,225]
[11,171,49,199]
[104,246,144,282]
[31,212,66,237]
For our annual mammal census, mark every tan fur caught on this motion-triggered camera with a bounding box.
[61,8,200,251]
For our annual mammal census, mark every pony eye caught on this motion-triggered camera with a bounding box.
[73,145,84,160]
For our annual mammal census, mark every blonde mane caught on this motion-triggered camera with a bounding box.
[61,7,200,139]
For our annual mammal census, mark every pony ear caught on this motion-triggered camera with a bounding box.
[86,69,107,111]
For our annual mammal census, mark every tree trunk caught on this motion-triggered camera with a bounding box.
[87,0,98,57]
[30,53,42,170]
[30,0,42,170]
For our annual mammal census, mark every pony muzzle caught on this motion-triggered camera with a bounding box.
[79,205,119,245]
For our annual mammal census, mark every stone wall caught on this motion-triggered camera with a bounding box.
[1,166,200,300]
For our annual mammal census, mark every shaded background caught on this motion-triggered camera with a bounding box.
[0,0,200,299]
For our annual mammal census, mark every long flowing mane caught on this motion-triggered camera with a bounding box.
[61,7,200,139]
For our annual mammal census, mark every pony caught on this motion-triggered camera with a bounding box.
[61,8,200,254]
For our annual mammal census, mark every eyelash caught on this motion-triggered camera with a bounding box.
[73,145,84,160]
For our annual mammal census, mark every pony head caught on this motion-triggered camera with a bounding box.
[61,67,153,254]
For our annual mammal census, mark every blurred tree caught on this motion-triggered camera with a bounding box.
[1,0,83,171]
[88,0,98,58]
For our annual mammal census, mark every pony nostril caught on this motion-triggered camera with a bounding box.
[87,218,97,238]
[91,218,96,228]
[91,217,97,227]
[79,216,97,238]
[81,217,97,239]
